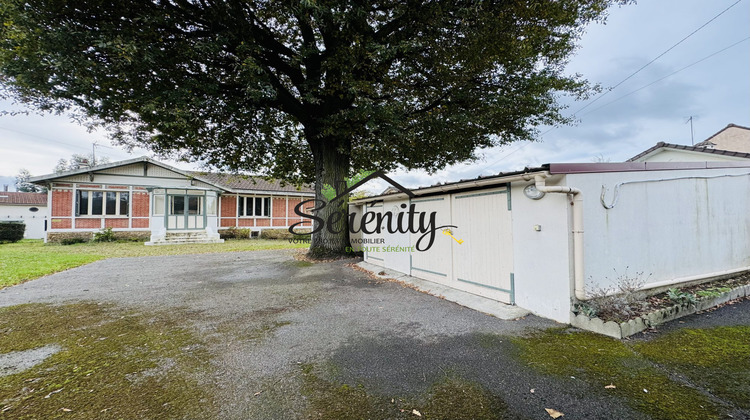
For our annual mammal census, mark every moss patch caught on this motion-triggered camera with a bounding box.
[300,364,510,419]
[513,328,721,420]
[0,303,214,419]
[635,326,750,409]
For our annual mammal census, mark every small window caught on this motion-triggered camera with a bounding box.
[29,207,39,212]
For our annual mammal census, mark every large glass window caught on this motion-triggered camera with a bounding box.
[77,190,129,216]
[238,196,271,217]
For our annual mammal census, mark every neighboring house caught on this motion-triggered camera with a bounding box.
[0,191,48,239]
[351,161,750,324]
[629,124,750,162]
[694,123,750,152]
[30,157,313,244]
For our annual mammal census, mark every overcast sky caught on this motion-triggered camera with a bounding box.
[1,0,748,192]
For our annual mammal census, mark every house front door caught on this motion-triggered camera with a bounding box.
[167,194,205,230]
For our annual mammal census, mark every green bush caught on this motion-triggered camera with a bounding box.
[61,237,87,245]
[93,227,116,242]
[261,228,311,240]
[219,226,251,239]
[0,221,25,243]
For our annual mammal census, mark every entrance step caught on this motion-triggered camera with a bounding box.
[145,231,224,246]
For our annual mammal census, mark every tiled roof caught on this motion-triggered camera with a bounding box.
[192,172,314,194]
[626,142,750,162]
[0,192,47,205]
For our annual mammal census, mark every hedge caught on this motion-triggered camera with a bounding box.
[0,221,25,243]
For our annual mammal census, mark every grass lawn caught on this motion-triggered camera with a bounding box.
[0,239,309,288]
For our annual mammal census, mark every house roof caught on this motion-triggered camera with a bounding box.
[695,123,750,148]
[0,192,47,205]
[191,172,313,194]
[29,156,314,195]
[626,142,750,162]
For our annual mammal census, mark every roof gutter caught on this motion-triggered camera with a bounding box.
[350,169,545,205]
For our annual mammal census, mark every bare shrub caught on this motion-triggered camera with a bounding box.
[576,269,652,323]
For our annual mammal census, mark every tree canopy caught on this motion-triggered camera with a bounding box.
[14,168,45,193]
[0,0,628,253]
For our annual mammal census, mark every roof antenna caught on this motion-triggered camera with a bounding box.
[685,116,695,145]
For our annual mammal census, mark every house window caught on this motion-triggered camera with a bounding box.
[77,190,129,216]
[238,196,271,217]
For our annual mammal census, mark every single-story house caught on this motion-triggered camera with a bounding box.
[30,157,314,244]
[351,161,750,323]
[629,124,750,162]
[0,191,48,239]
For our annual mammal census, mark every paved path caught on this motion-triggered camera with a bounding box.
[2,249,747,419]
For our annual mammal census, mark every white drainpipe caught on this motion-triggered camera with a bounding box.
[533,174,587,300]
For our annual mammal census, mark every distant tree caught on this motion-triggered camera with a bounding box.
[14,168,46,192]
[54,153,111,173]
[591,154,612,163]
[0,0,630,256]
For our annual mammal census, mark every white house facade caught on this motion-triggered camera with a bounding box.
[0,192,48,239]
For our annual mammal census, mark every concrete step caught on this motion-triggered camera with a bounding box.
[145,238,224,246]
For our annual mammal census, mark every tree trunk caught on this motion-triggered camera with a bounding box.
[308,137,351,257]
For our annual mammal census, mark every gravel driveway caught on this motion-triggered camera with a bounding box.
[3,249,745,419]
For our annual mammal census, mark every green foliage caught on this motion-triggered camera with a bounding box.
[322,169,375,201]
[667,288,697,306]
[0,0,626,181]
[219,226,252,240]
[92,227,116,242]
[0,0,629,253]
[696,287,732,298]
[0,221,25,243]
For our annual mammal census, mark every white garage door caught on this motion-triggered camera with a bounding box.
[451,187,514,304]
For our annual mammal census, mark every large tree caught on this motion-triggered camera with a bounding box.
[0,0,625,256]
[14,168,45,193]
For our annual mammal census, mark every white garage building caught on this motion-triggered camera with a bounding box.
[351,162,750,323]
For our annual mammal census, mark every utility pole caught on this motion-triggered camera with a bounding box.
[685,116,695,145]
[92,142,97,166]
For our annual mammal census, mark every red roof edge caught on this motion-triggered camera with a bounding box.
[548,161,750,174]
